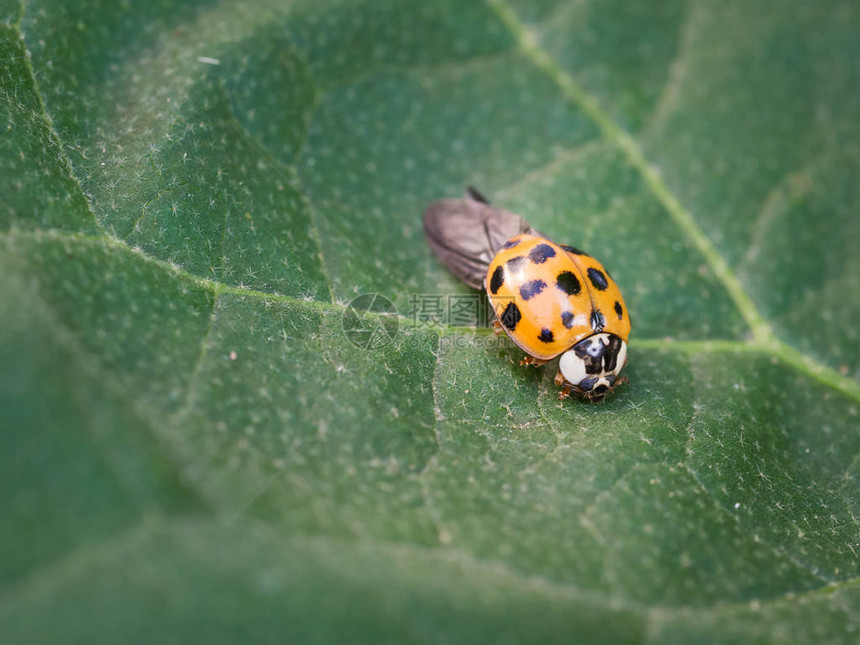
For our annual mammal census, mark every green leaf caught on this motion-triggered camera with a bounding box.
[2,0,859,642]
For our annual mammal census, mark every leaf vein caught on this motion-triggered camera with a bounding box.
[487,0,860,406]
[640,0,700,138]
[5,227,859,404]
[10,18,105,235]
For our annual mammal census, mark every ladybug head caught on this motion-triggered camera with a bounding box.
[558,333,628,402]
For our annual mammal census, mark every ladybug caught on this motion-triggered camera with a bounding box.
[423,187,630,402]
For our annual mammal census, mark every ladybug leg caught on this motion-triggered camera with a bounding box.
[562,384,588,401]
[554,369,572,399]
[554,369,582,401]
[492,318,504,336]
[519,355,547,367]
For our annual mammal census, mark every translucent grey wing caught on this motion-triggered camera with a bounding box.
[423,192,535,289]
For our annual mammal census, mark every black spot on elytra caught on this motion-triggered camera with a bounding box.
[614,301,623,319]
[587,267,608,291]
[501,238,520,249]
[489,265,504,294]
[556,271,581,295]
[528,243,556,264]
[519,279,547,300]
[561,311,575,328]
[560,244,589,256]
[590,309,605,332]
[500,302,521,330]
[506,256,526,273]
[538,328,554,343]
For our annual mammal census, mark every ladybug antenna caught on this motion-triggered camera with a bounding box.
[466,186,490,205]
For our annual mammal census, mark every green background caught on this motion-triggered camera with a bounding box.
[2,0,859,642]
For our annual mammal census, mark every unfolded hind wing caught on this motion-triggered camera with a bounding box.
[423,190,535,289]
